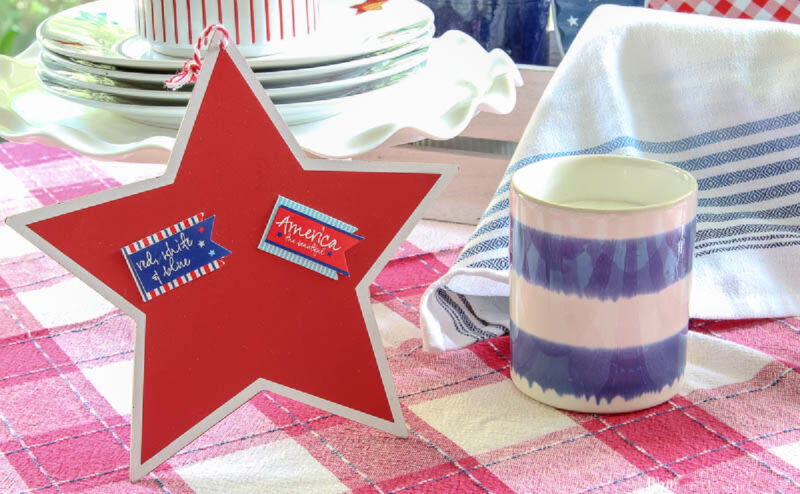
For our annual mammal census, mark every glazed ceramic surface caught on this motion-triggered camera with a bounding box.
[37,0,433,70]
[38,25,433,87]
[36,47,428,104]
[134,0,318,57]
[509,155,698,413]
[0,32,522,159]
[35,66,422,127]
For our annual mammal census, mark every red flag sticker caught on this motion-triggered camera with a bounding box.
[258,196,363,279]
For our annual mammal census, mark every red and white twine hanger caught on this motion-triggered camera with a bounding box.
[164,24,231,89]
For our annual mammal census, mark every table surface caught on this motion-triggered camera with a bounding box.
[0,142,799,493]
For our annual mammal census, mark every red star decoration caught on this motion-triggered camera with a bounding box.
[8,38,452,481]
[350,0,390,14]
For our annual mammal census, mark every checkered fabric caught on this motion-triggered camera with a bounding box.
[1,142,799,493]
[648,0,800,23]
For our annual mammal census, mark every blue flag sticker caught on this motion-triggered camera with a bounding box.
[122,213,231,302]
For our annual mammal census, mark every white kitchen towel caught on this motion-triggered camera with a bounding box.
[420,5,800,351]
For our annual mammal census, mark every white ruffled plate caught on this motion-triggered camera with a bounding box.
[0,31,523,160]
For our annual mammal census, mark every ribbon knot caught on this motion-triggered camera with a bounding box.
[164,24,231,90]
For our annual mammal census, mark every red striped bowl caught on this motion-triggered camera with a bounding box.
[134,0,319,57]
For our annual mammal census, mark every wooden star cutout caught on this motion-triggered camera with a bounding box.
[7,36,454,481]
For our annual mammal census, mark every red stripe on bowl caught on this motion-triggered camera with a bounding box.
[279,0,284,39]
[250,0,256,43]
[186,0,193,43]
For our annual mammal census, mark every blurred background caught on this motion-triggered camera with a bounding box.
[3,0,798,60]
[0,0,88,55]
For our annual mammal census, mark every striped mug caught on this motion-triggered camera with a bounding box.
[134,0,320,57]
[509,155,697,413]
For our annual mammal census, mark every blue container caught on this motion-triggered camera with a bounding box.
[419,0,551,65]
[553,0,643,53]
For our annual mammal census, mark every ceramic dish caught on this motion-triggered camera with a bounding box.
[34,73,334,127]
[37,48,428,104]
[135,0,318,58]
[1,32,523,159]
[36,58,426,127]
[39,25,434,87]
[38,0,433,71]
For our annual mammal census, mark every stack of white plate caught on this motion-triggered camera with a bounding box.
[35,0,434,128]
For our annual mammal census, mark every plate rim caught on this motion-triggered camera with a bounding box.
[37,0,434,71]
[40,25,434,85]
[35,61,429,128]
[38,48,429,104]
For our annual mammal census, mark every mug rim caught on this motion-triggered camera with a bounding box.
[510,154,698,214]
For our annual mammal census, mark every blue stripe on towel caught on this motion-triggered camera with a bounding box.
[697,222,800,242]
[697,158,800,190]
[471,216,511,239]
[459,235,512,262]
[698,203,800,223]
[696,233,800,251]
[483,198,511,218]
[434,288,505,340]
[510,321,688,403]
[469,257,511,271]
[697,239,800,258]
[673,134,800,172]
[698,180,800,208]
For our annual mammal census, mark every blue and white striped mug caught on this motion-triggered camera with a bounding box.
[509,155,697,413]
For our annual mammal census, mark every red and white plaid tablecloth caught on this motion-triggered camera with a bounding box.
[0,142,799,493]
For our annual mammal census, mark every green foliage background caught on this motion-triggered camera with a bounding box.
[0,0,88,55]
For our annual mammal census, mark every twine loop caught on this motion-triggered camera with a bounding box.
[164,24,231,90]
